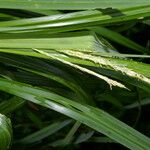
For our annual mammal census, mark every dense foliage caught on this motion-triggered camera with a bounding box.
[0,1,150,150]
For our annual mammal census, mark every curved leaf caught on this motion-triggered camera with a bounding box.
[0,78,150,150]
[0,114,12,150]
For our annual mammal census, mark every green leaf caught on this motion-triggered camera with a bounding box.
[0,0,149,10]
[0,31,99,52]
[89,26,149,54]
[0,6,149,33]
[0,53,90,104]
[0,78,150,150]
[19,119,72,144]
[1,48,150,91]
[33,49,127,89]
[63,121,81,145]
[0,96,25,114]
[0,114,12,150]
[59,50,150,91]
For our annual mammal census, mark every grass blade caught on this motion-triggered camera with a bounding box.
[0,0,149,10]
[0,7,149,33]
[19,120,72,144]
[0,78,150,150]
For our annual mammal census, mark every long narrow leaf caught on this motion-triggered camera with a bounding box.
[0,0,149,10]
[0,7,149,33]
[0,78,150,150]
